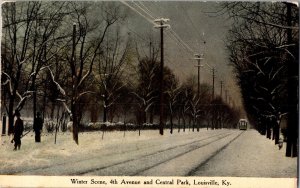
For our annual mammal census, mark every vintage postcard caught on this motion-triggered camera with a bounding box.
[0,1,298,188]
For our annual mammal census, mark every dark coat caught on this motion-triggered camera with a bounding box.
[14,118,24,136]
[33,117,43,131]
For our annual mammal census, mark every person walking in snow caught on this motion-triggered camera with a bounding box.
[13,111,24,150]
[33,112,43,142]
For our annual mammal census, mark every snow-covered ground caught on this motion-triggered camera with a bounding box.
[192,129,297,177]
[0,129,297,177]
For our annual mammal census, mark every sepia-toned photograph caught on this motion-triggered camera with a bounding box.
[0,1,298,187]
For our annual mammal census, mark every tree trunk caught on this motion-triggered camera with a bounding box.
[90,103,98,122]
[54,107,60,144]
[42,77,47,121]
[192,116,195,132]
[286,3,298,157]
[32,76,39,142]
[273,122,279,145]
[170,113,173,134]
[103,107,107,123]
[211,115,215,130]
[8,98,14,135]
[50,102,55,120]
[149,108,154,124]
[71,102,79,145]
[143,111,147,124]
[139,125,141,136]
[103,91,108,123]
[178,116,181,133]
[182,115,186,132]
[207,117,209,130]
[266,123,271,139]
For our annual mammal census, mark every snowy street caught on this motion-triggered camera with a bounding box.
[0,129,297,177]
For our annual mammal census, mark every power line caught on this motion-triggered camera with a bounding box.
[180,4,206,43]
[121,1,191,56]
[169,29,195,54]
[120,1,154,24]
[165,31,194,55]
[138,2,206,64]
[132,1,155,19]
[125,22,190,80]
[174,4,199,50]
[121,1,216,79]
[132,2,197,55]
[126,25,147,41]
[138,2,156,18]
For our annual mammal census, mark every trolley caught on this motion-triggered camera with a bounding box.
[238,119,248,130]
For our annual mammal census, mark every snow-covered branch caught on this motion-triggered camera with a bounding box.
[145,101,155,112]
[276,44,296,49]
[46,67,72,117]
[77,91,95,100]
[131,92,146,105]
[15,91,34,112]
[46,67,66,96]
[1,72,13,95]
[56,99,71,115]
[239,15,299,30]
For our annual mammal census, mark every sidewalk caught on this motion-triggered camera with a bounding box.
[193,129,297,177]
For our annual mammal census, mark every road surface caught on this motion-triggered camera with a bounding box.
[0,129,296,177]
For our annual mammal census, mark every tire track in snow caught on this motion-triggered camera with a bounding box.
[186,131,245,176]
[13,131,225,175]
[78,132,233,176]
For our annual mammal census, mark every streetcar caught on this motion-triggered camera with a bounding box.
[238,119,248,130]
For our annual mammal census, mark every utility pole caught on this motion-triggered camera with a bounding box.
[212,68,215,100]
[219,81,224,129]
[194,54,204,98]
[211,68,216,129]
[154,18,170,135]
[149,42,151,60]
[194,54,204,132]
[225,89,228,103]
[220,81,223,99]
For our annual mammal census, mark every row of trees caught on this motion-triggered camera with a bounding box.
[225,2,299,157]
[1,1,240,145]
[1,1,127,144]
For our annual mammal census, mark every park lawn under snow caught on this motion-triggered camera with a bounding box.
[0,129,297,177]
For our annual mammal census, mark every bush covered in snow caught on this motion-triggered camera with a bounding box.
[82,121,162,131]
[45,120,56,132]
[23,120,33,131]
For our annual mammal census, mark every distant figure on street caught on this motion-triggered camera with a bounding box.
[33,112,43,142]
[13,111,24,150]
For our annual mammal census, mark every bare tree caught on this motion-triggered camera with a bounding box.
[44,2,125,144]
[177,82,193,132]
[132,58,158,130]
[166,79,180,134]
[2,2,45,134]
[96,26,131,123]
[225,2,298,156]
